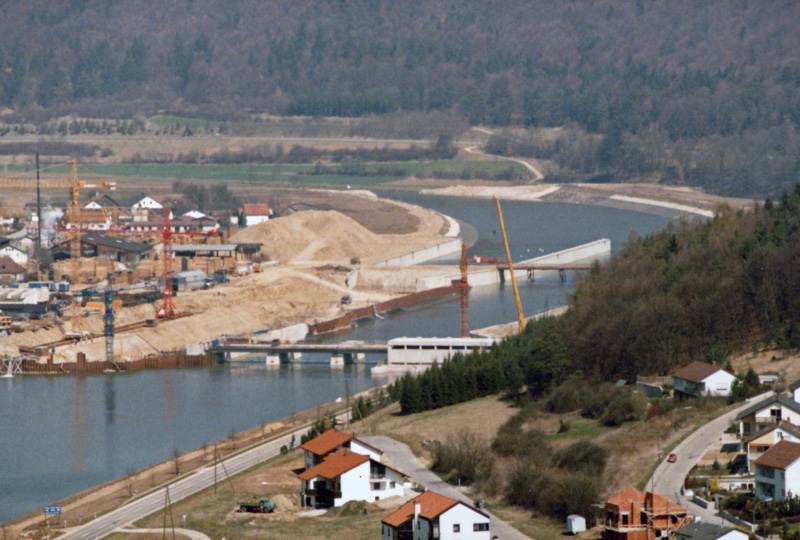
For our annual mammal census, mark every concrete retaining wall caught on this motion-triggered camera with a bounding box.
[253,324,309,344]
[414,238,611,291]
[375,238,462,267]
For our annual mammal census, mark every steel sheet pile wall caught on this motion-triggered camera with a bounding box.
[19,352,215,374]
[308,283,461,335]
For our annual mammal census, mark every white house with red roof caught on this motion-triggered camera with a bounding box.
[240,203,272,226]
[381,490,490,540]
[753,439,800,500]
[298,448,405,508]
[300,428,383,470]
[672,361,735,398]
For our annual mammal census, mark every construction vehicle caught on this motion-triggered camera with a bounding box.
[237,496,277,513]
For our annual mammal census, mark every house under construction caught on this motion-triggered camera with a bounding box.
[602,487,692,540]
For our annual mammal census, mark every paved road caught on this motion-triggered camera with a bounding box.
[57,427,311,540]
[365,435,532,540]
[651,392,772,525]
[119,527,212,540]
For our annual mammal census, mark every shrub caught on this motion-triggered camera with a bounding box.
[540,474,601,521]
[431,429,493,484]
[505,460,553,508]
[553,441,609,477]
[544,377,586,413]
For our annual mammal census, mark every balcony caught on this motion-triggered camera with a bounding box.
[305,487,341,499]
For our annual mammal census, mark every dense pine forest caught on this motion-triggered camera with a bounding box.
[391,187,800,413]
[0,1,798,196]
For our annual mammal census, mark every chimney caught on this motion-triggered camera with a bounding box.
[413,502,421,522]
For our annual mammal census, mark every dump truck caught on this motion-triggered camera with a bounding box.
[238,497,277,513]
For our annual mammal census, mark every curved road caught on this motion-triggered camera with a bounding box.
[56,427,310,540]
[651,392,772,525]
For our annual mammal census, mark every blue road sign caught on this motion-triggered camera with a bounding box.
[45,506,61,515]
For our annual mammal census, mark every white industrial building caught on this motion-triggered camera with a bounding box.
[382,337,498,371]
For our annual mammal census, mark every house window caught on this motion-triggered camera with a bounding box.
[372,482,382,491]
[756,465,775,478]
[453,524,460,532]
[390,481,396,488]
[771,409,782,420]
[474,523,489,531]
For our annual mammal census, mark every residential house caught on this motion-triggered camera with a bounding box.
[301,428,383,470]
[0,238,29,265]
[298,448,404,508]
[125,193,163,211]
[239,203,272,226]
[672,361,736,398]
[0,257,25,282]
[125,193,164,222]
[84,193,119,210]
[674,522,748,540]
[381,490,490,540]
[753,439,800,500]
[75,210,113,232]
[744,420,800,470]
[789,378,800,403]
[734,393,800,437]
[122,215,219,235]
[601,487,691,540]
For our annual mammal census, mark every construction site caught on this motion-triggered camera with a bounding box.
[0,161,479,373]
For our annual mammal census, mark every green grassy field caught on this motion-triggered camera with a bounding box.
[11,159,527,186]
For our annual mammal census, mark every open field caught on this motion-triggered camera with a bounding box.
[1,158,530,187]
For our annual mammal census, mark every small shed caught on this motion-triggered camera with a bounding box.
[172,270,208,291]
[567,514,586,534]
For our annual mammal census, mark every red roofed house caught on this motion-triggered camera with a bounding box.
[0,256,25,282]
[298,448,405,508]
[754,439,800,500]
[301,428,383,470]
[602,487,691,540]
[240,203,272,226]
[381,490,490,540]
[672,361,736,398]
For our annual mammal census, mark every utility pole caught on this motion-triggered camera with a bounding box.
[35,152,42,252]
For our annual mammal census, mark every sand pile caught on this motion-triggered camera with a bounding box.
[271,493,301,513]
[230,210,437,264]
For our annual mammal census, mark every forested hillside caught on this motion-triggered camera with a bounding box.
[0,1,799,196]
[393,187,800,414]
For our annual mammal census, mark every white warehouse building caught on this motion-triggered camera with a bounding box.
[381,337,498,372]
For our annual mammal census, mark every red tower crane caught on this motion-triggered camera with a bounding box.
[156,208,181,319]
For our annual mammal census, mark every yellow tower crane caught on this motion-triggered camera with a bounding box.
[0,160,116,337]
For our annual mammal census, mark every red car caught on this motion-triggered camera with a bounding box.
[667,453,677,463]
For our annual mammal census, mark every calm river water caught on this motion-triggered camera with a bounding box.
[1,193,677,523]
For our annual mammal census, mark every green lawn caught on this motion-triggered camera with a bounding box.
[17,159,526,186]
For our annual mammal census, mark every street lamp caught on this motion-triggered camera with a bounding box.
[753,498,772,539]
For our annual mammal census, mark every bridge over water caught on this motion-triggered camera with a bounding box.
[209,340,388,366]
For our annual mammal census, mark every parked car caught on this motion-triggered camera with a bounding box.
[668,453,677,463]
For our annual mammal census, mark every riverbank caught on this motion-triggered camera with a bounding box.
[3,385,385,536]
[417,181,755,217]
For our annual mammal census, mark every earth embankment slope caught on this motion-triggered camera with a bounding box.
[229,208,449,265]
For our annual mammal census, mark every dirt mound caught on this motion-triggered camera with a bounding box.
[230,210,390,263]
[271,493,301,513]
